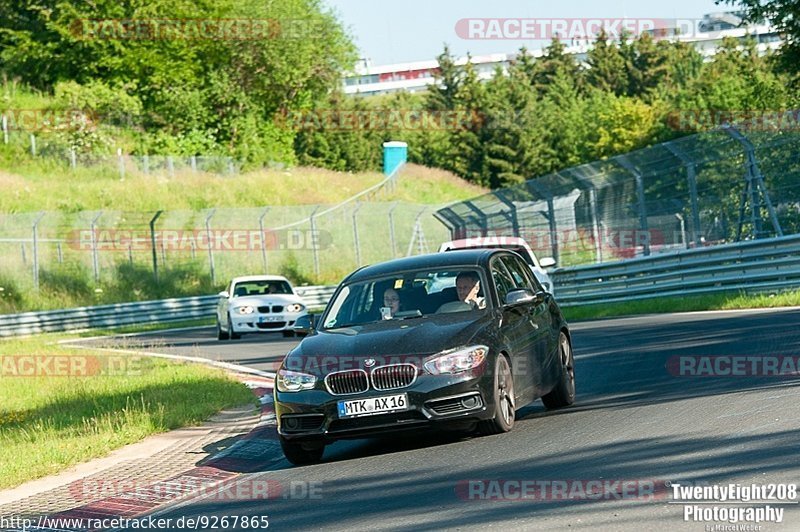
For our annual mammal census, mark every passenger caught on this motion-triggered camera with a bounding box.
[382,288,401,318]
[455,271,485,309]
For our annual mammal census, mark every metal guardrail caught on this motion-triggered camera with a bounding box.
[551,234,800,307]
[0,285,337,337]
[4,234,800,336]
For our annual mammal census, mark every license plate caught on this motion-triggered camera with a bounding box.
[337,393,409,418]
[260,315,284,322]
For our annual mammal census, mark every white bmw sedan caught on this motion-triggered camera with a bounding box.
[216,275,308,340]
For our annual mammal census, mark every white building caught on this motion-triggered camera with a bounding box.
[343,13,782,96]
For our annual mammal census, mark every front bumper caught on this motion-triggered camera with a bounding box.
[274,369,494,442]
[230,311,307,333]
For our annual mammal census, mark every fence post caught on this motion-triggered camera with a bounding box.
[566,168,603,264]
[309,206,321,279]
[388,202,399,258]
[149,210,163,282]
[191,156,197,173]
[90,212,103,283]
[143,155,150,175]
[259,207,270,273]
[69,149,77,171]
[57,242,63,264]
[526,181,561,265]
[618,156,650,257]
[352,202,363,267]
[30,134,36,156]
[117,148,125,180]
[2,114,7,144]
[205,209,217,284]
[167,156,174,178]
[228,157,235,176]
[664,143,701,247]
[32,212,45,291]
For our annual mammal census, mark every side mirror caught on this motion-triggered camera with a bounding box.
[293,314,316,337]
[539,257,556,268]
[504,288,535,306]
[218,291,229,298]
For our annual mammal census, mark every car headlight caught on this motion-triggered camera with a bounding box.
[236,305,255,315]
[276,368,316,392]
[286,303,305,313]
[424,345,488,375]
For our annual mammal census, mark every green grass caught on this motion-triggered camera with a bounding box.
[562,289,800,322]
[0,334,256,489]
[0,155,486,213]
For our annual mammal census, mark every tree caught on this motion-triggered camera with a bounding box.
[722,0,800,79]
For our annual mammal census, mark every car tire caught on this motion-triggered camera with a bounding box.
[282,330,295,338]
[228,314,241,340]
[280,436,324,466]
[541,331,576,409]
[217,318,229,341]
[478,354,515,435]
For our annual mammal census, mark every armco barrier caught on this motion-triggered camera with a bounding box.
[0,285,337,337]
[4,234,800,336]
[551,234,800,306]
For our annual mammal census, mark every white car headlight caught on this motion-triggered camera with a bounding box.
[276,368,317,392]
[286,303,305,313]
[236,305,255,315]
[424,345,488,375]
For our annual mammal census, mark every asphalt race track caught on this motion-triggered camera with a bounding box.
[81,308,800,530]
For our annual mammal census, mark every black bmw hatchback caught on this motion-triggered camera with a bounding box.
[274,249,575,465]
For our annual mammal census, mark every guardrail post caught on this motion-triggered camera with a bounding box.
[149,211,163,282]
[90,211,103,283]
[32,212,45,291]
[258,207,270,272]
[205,209,217,284]
[618,156,650,257]
[352,202,363,267]
[388,202,399,258]
[309,206,321,279]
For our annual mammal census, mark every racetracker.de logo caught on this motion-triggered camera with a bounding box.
[275,109,484,132]
[1,109,97,133]
[667,356,800,377]
[68,478,322,502]
[666,110,800,132]
[0,355,145,377]
[454,18,716,40]
[456,479,667,501]
[67,229,331,252]
[70,18,326,41]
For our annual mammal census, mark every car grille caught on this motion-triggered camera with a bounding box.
[281,414,325,433]
[257,305,285,313]
[325,370,369,395]
[371,364,417,391]
[256,322,286,329]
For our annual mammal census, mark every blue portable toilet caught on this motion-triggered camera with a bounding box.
[383,141,408,175]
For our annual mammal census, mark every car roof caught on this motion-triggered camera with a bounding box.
[441,236,530,250]
[231,275,290,284]
[346,249,501,283]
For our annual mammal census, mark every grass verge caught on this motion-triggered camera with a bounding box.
[562,290,800,322]
[0,334,256,490]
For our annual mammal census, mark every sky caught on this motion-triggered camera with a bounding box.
[324,0,729,66]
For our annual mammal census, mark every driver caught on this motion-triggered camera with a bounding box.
[455,271,485,309]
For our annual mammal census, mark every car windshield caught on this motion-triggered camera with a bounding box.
[322,268,488,329]
[232,280,293,297]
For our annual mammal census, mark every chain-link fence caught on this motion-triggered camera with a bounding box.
[435,126,800,267]
[0,199,449,308]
